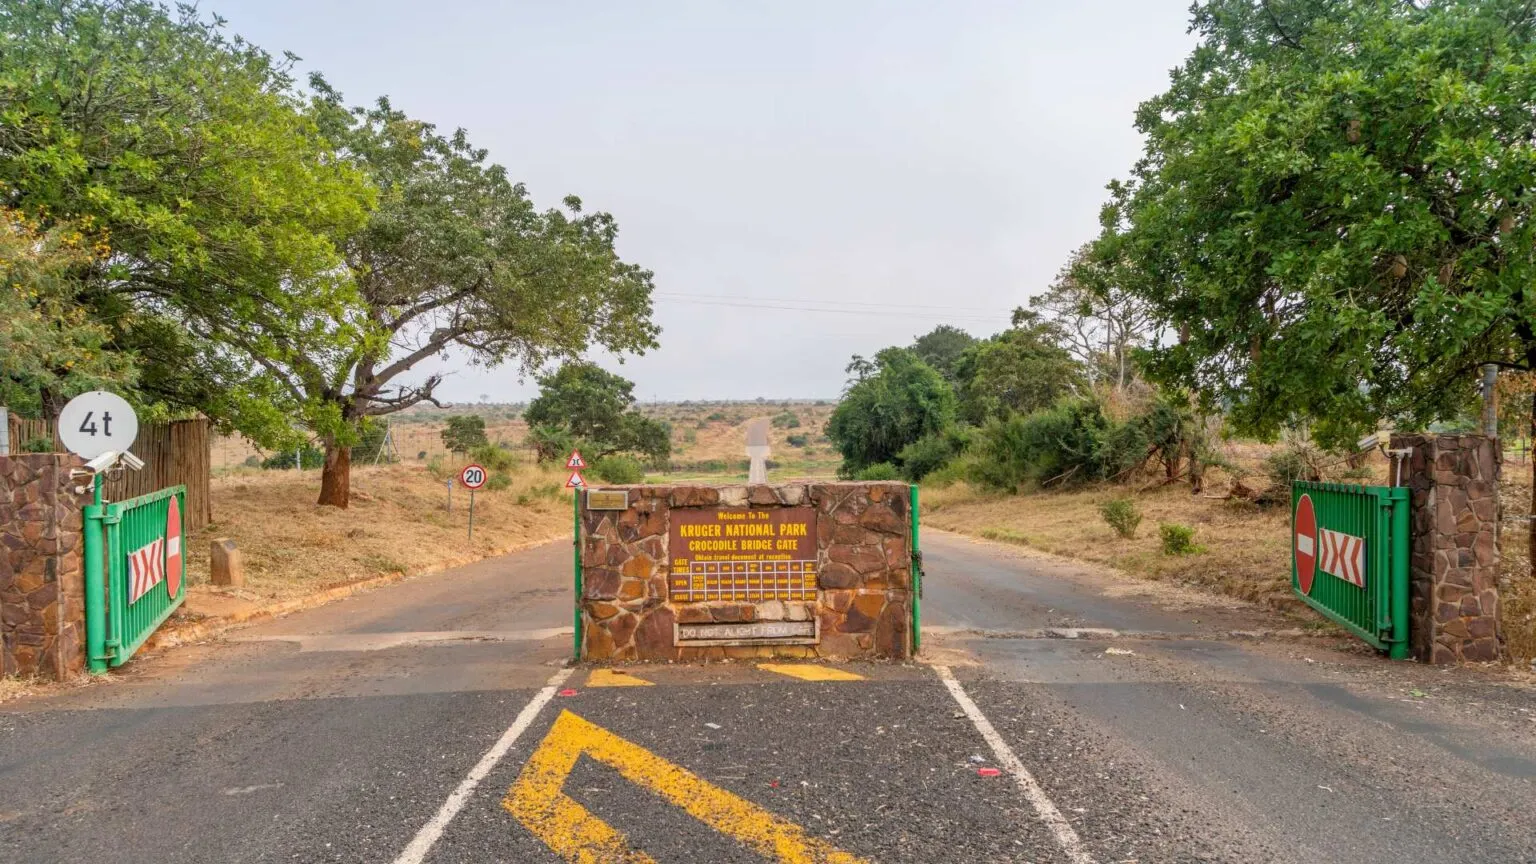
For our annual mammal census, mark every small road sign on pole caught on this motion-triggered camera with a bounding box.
[58,391,139,459]
[460,464,487,490]
[461,464,487,541]
[1294,493,1317,595]
[566,450,586,470]
[565,470,586,489]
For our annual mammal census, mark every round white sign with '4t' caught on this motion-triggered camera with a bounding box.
[57,391,139,459]
[460,464,487,490]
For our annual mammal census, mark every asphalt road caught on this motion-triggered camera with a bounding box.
[5,531,1536,863]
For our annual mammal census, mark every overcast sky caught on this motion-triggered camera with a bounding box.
[204,0,1197,402]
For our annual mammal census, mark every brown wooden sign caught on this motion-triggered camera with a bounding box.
[668,507,816,602]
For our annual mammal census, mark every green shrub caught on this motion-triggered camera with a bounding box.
[19,437,54,453]
[771,411,801,429]
[1158,522,1202,555]
[706,411,727,422]
[417,450,428,460]
[786,433,809,447]
[1099,498,1142,539]
[486,472,513,491]
[262,447,323,470]
[922,454,980,487]
[592,455,644,484]
[853,462,901,481]
[425,454,447,480]
[242,455,262,468]
[528,425,575,463]
[440,415,489,453]
[1265,442,1322,485]
[470,444,517,473]
[896,428,970,482]
[682,428,698,444]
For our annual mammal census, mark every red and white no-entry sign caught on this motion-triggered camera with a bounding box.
[1294,493,1317,595]
[165,495,183,600]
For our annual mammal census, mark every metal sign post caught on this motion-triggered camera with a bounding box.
[445,478,453,512]
[460,464,487,540]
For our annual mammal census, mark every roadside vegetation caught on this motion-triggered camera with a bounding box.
[0,0,658,509]
[185,458,571,605]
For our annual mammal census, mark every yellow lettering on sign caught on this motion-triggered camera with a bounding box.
[505,711,869,864]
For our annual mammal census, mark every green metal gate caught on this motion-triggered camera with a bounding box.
[1290,481,1409,659]
[85,483,188,672]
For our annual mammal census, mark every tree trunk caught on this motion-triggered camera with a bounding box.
[319,439,351,508]
[1528,394,1535,576]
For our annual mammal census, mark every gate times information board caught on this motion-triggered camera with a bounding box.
[669,507,817,602]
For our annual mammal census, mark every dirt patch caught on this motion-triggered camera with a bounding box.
[183,461,572,603]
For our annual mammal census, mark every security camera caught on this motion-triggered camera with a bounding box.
[120,450,145,471]
[83,451,121,473]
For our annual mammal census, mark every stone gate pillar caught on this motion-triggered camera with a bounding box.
[1390,434,1501,663]
[0,453,91,679]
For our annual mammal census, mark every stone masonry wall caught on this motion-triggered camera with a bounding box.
[1391,434,1501,663]
[1,454,91,679]
[580,483,913,661]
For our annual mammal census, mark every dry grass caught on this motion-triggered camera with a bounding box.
[1499,458,1536,661]
[184,460,572,602]
[0,675,38,704]
[923,480,1299,609]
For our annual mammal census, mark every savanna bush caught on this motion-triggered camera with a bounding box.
[1099,497,1142,539]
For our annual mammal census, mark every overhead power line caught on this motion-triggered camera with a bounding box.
[650,292,1013,323]
[653,291,1012,315]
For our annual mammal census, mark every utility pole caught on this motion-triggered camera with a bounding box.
[1481,364,1499,438]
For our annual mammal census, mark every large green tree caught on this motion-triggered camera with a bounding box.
[0,210,136,412]
[248,86,660,506]
[523,361,670,463]
[1032,243,1152,392]
[910,325,977,383]
[954,310,1084,425]
[0,0,372,434]
[826,347,957,474]
[1089,0,1536,547]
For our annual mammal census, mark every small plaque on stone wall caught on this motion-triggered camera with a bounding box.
[675,620,818,646]
[586,490,629,510]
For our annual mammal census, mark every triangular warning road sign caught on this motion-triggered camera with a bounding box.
[504,710,868,863]
[565,449,586,469]
[564,471,586,489]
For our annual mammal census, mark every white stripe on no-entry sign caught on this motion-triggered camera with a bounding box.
[1296,534,1314,556]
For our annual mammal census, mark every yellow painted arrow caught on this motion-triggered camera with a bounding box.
[504,710,869,864]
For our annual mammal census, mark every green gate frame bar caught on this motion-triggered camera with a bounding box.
[572,488,583,661]
[84,474,108,674]
[910,484,921,656]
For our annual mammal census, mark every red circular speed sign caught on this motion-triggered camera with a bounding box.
[1294,493,1317,595]
[460,464,487,490]
[165,495,184,599]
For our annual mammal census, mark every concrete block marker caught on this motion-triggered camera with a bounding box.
[503,710,869,863]
[757,663,866,682]
[934,665,1096,864]
[390,667,573,864]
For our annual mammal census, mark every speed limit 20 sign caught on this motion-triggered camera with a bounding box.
[460,464,487,490]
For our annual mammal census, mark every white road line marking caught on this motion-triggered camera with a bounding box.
[934,665,1096,864]
[391,667,573,864]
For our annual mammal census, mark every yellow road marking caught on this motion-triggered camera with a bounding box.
[586,669,654,687]
[505,710,869,864]
[757,663,866,682]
